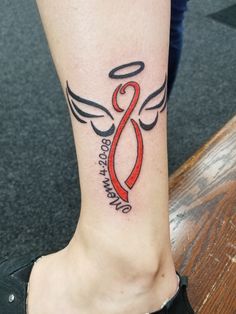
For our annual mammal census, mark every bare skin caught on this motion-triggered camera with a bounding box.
[27,1,178,313]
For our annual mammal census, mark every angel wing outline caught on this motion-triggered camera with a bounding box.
[66,81,115,137]
[138,76,167,131]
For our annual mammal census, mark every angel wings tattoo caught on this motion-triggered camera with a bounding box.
[66,61,167,212]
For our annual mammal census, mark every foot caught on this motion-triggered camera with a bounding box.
[27,242,179,314]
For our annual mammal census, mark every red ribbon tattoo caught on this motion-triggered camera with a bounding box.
[108,81,144,202]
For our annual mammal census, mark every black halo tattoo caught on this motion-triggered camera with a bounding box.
[109,61,145,79]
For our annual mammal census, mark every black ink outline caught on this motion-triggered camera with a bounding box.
[66,82,114,120]
[144,85,167,111]
[91,121,115,137]
[71,100,104,119]
[138,76,167,131]
[66,82,115,137]
[109,61,145,79]
[138,76,167,114]
[139,112,158,131]
[66,88,86,124]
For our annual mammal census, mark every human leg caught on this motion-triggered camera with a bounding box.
[28,1,178,313]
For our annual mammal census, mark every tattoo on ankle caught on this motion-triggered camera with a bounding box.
[66,61,167,213]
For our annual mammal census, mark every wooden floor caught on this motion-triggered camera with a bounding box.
[169,116,236,314]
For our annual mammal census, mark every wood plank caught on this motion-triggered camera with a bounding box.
[169,115,236,314]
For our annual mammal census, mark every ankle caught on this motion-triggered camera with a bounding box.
[66,235,178,313]
[69,229,164,284]
[74,219,173,274]
[28,244,178,314]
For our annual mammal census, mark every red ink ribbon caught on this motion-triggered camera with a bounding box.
[108,81,144,202]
